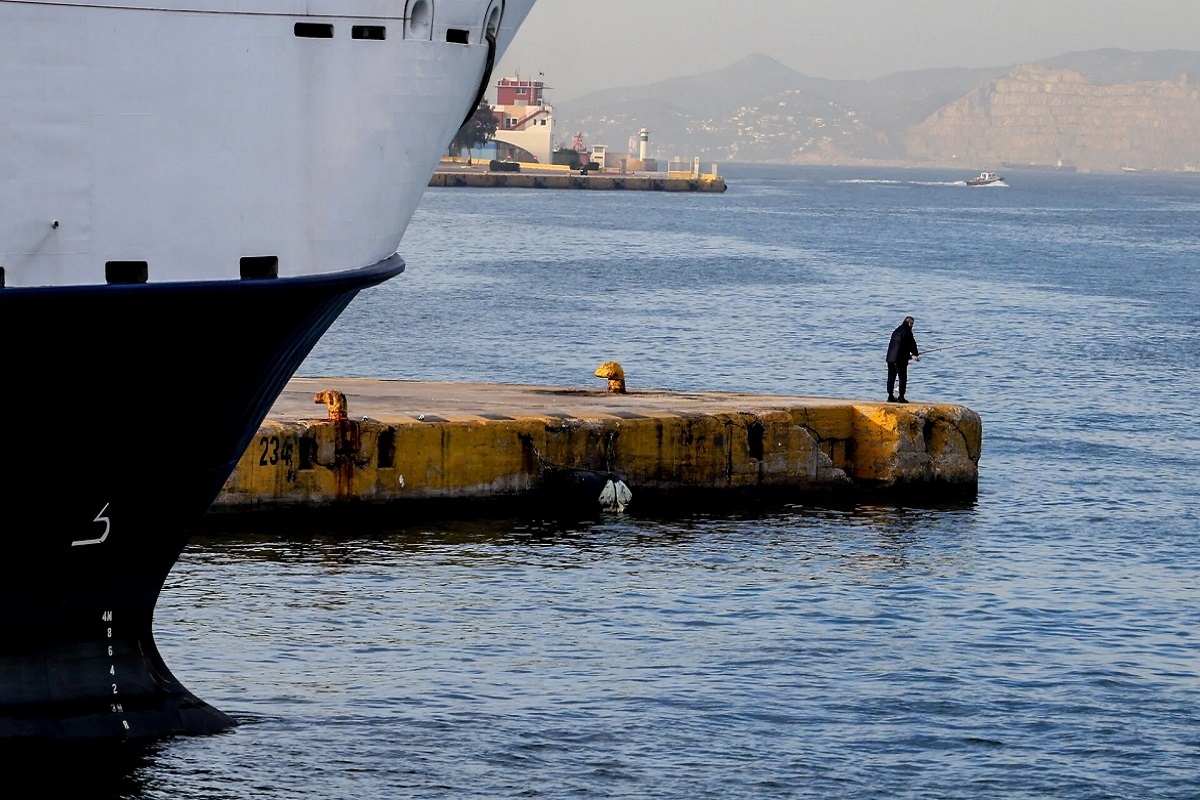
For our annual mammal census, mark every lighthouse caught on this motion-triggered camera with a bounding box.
[638,127,651,161]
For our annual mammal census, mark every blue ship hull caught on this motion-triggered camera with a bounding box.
[0,256,404,741]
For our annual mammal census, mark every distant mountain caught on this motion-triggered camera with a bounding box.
[552,50,1200,172]
[1037,48,1200,84]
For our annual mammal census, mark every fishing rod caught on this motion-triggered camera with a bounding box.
[919,340,985,355]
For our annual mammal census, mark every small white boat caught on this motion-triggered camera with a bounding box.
[966,171,1005,186]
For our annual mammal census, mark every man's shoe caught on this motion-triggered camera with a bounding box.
[896,396,909,403]
[887,395,897,403]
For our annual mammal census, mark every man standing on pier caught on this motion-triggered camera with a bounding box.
[886,316,920,403]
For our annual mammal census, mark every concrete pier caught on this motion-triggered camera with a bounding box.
[429,168,728,193]
[209,378,982,522]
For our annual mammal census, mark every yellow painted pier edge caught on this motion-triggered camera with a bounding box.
[209,378,982,523]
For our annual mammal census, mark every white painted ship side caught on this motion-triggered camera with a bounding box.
[1,0,533,288]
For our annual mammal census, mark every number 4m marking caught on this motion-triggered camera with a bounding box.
[72,503,111,547]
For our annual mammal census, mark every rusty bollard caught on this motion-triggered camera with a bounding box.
[313,389,348,421]
[313,389,363,497]
[594,362,627,394]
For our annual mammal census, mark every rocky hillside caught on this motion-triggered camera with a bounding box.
[553,50,1200,172]
[905,65,1200,173]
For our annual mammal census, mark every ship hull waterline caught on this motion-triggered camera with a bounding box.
[0,255,404,742]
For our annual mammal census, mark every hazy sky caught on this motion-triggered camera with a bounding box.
[496,0,1200,100]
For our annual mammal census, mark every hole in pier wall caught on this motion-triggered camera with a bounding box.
[377,427,396,469]
[747,421,765,461]
[298,435,316,470]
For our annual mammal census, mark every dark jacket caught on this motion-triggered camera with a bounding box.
[887,323,919,364]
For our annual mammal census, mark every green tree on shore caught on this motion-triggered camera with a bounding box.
[448,100,498,162]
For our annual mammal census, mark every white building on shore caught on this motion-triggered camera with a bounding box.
[491,76,553,164]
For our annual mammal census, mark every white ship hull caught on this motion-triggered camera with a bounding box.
[2,0,531,287]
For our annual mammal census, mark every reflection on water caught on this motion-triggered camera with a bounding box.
[151,488,1200,800]
[0,741,161,797]
[189,499,980,577]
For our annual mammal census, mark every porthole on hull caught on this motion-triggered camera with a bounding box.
[294,22,334,38]
[352,25,387,40]
[240,256,279,280]
[105,261,149,285]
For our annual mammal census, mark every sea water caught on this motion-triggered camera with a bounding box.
[92,165,1200,797]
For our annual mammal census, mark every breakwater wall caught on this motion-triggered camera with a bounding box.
[429,170,728,192]
[210,378,982,522]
